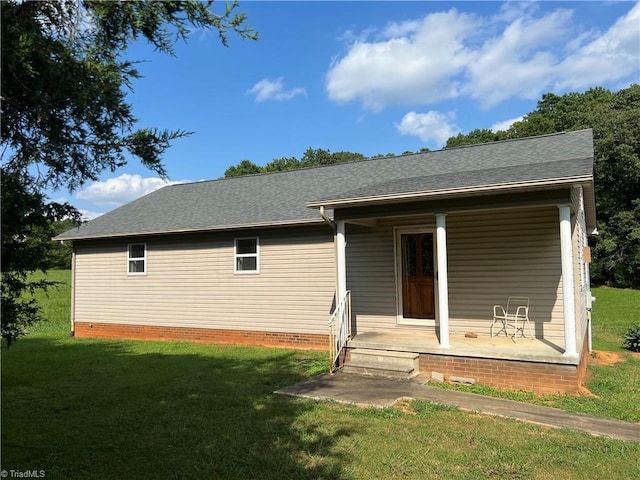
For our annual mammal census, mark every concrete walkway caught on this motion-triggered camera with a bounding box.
[275,372,640,443]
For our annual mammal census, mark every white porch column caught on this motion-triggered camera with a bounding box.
[436,213,450,348]
[336,220,347,301]
[559,205,578,358]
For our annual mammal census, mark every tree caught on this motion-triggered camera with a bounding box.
[46,219,81,269]
[1,0,257,344]
[224,148,366,178]
[445,129,509,149]
[444,85,640,288]
[587,87,640,287]
[224,159,262,178]
[325,150,365,165]
[1,169,79,345]
[263,157,301,173]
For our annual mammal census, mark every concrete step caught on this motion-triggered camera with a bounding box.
[343,349,420,380]
[343,362,418,380]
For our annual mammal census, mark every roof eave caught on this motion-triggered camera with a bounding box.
[54,217,328,241]
[306,176,593,209]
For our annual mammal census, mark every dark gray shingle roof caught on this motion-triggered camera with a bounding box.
[311,157,593,205]
[57,129,594,240]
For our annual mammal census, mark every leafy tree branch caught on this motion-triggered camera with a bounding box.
[1,0,257,344]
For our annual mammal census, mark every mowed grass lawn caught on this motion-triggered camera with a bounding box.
[432,287,640,423]
[1,271,639,479]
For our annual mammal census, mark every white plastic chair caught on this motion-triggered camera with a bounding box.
[491,297,533,340]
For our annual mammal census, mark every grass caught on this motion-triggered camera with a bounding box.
[2,272,639,479]
[422,286,640,423]
[24,269,73,336]
[590,287,640,351]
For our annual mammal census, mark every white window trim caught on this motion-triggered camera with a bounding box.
[234,237,259,274]
[393,226,438,327]
[127,243,147,276]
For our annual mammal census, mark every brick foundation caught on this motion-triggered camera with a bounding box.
[418,338,590,395]
[344,339,589,395]
[75,322,589,394]
[74,322,329,351]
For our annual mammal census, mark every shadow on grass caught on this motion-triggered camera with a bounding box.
[1,336,350,479]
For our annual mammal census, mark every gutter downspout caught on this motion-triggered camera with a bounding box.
[319,206,335,228]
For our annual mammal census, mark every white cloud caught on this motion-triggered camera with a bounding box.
[383,19,422,38]
[247,77,306,102]
[78,209,104,221]
[76,174,182,207]
[338,26,377,45]
[326,4,640,110]
[327,9,477,111]
[494,1,540,23]
[490,115,524,132]
[555,2,640,90]
[395,110,461,146]
[464,9,573,107]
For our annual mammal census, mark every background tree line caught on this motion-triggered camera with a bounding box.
[224,85,640,289]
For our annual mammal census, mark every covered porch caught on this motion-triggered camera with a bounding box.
[331,197,586,355]
[320,190,594,394]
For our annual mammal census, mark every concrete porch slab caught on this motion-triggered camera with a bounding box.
[349,330,578,365]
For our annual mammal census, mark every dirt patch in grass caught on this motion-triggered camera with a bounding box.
[581,350,638,398]
[393,397,417,415]
[577,385,598,397]
[589,350,625,366]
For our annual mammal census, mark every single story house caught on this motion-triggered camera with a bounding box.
[56,129,596,394]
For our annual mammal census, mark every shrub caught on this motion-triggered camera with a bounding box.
[622,324,640,352]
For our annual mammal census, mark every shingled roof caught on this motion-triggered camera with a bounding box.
[56,129,595,241]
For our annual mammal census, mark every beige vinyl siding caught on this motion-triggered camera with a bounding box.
[347,222,402,334]
[73,226,336,335]
[347,206,566,341]
[447,207,563,340]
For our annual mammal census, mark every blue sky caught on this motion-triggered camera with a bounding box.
[63,1,639,219]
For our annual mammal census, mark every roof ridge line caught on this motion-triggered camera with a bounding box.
[440,129,592,153]
[167,129,592,189]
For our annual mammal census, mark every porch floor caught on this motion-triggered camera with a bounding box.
[348,331,579,366]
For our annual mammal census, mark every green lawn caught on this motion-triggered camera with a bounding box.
[24,269,73,336]
[431,286,640,423]
[590,286,640,351]
[2,272,639,479]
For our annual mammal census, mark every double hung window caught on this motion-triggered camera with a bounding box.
[128,243,146,275]
[234,238,259,273]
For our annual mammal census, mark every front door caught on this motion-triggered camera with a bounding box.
[401,233,435,319]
